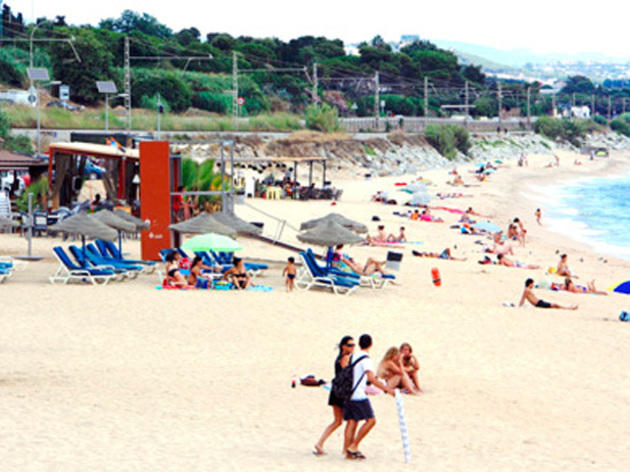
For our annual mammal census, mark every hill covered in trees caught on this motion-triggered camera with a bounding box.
[2,5,630,122]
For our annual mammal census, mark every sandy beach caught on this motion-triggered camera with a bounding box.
[2,148,630,471]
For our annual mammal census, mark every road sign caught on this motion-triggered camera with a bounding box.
[59,85,70,101]
[237,97,245,106]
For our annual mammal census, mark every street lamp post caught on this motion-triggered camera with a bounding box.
[28,68,59,158]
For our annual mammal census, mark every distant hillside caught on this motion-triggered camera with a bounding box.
[453,50,518,74]
[432,39,630,67]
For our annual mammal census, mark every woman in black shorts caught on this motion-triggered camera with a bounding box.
[313,335,355,456]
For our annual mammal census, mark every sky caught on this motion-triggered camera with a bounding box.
[6,0,630,57]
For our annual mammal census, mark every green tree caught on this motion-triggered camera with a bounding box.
[48,28,115,104]
[562,75,595,94]
[99,10,172,38]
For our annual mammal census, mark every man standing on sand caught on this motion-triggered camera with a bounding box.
[519,278,578,310]
[344,334,394,460]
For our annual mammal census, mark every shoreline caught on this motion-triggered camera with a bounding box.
[517,152,630,263]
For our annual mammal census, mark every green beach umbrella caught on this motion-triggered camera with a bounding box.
[182,233,243,253]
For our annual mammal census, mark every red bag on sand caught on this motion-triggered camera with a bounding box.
[394,182,407,186]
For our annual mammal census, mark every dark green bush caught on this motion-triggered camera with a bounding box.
[424,124,470,160]
[305,103,339,132]
[611,119,630,137]
[593,114,607,125]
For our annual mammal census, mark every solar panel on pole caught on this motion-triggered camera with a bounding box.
[27,67,49,82]
[96,81,117,94]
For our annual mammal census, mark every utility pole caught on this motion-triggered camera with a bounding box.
[497,82,503,129]
[608,96,612,122]
[591,94,595,117]
[464,80,469,127]
[232,51,238,129]
[312,62,318,106]
[374,70,380,130]
[552,92,556,117]
[572,92,576,108]
[124,36,131,133]
[423,76,429,125]
[527,86,531,127]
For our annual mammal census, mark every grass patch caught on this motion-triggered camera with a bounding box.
[4,105,305,132]
[363,145,376,156]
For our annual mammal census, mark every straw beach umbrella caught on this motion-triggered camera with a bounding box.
[300,213,368,233]
[49,213,117,255]
[114,210,150,231]
[169,212,236,237]
[297,220,364,247]
[212,212,262,235]
[92,209,138,255]
[93,210,136,233]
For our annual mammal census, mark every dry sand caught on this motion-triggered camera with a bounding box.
[1,148,630,471]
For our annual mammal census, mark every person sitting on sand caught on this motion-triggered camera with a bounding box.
[410,209,420,221]
[412,248,466,261]
[497,254,540,270]
[375,225,389,241]
[519,278,578,310]
[420,209,443,223]
[562,277,607,295]
[490,232,514,256]
[557,254,578,278]
[377,347,421,395]
[332,244,388,276]
[164,251,188,287]
[223,257,254,290]
[399,343,422,393]
[388,226,407,243]
[187,256,213,289]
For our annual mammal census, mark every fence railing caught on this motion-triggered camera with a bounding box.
[339,116,536,133]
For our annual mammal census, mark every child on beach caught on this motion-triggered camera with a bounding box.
[535,208,542,225]
[283,257,297,292]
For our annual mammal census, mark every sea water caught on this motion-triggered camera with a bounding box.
[526,173,630,260]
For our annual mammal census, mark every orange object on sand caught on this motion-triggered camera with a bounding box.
[431,267,441,287]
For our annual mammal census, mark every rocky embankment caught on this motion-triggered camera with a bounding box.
[173,130,630,176]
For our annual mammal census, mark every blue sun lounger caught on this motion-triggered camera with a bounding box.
[68,245,129,280]
[295,251,358,295]
[308,248,395,289]
[50,246,116,285]
[95,239,157,273]
[84,244,143,277]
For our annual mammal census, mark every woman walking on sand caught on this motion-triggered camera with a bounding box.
[313,336,355,456]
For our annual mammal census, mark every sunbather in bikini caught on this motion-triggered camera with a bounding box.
[188,256,213,289]
[561,277,607,295]
[377,347,421,395]
[164,251,188,287]
[412,248,466,261]
[333,244,388,276]
[497,254,539,270]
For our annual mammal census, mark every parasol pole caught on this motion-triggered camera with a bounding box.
[395,389,411,464]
